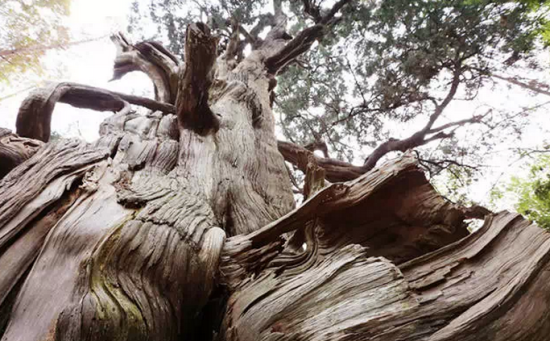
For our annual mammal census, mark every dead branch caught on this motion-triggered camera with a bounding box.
[15,82,176,142]
[175,23,220,134]
[111,33,180,103]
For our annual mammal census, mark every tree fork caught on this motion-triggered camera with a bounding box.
[4,11,550,340]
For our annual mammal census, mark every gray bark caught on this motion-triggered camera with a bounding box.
[1,16,549,341]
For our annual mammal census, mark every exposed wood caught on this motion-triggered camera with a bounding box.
[111,33,180,103]
[15,82,176,142]
[278,140,366,182]
[0,139,110,313]
[176,23,219,134]
[220,166,550,340]
[0,128,43,179]
[220,153,471,290]
[2,17,548,341]
[1,20,297,341]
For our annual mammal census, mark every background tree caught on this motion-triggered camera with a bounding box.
[0,0,72,83]
[491,152,550,227]
[2,1,550,341]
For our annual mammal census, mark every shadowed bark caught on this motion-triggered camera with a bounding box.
[0,128,43,179]
[1,13,548,341]
[175,23,219,134]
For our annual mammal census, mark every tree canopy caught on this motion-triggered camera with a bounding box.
[126,0,550,203]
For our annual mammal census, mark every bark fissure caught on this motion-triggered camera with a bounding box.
[2,17,549,341]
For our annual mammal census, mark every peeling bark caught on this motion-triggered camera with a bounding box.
[1,17,548,341]
[0,128,43,179]
[219,156,550,341]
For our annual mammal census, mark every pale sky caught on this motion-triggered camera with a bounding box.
[1,0,550,210]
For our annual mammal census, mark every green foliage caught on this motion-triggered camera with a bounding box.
[126,0,550,199]
[127,0,269,58]
[277,0,550,160]
[494,154,550,228]
[0,0,71,83]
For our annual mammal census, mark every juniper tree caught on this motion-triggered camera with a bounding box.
[2,1,550,340]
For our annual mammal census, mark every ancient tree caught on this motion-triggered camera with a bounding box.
[2,0,550,340]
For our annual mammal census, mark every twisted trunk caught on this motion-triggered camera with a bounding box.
[1,18,550,341]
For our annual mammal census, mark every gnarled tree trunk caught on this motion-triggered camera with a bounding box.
[1,13,549,341]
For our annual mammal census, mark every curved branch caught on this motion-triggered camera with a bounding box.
[111,33,180,103]
[363,68,462,170]
[16,82,175,142]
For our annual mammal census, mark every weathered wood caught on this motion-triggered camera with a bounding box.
[15,82,178,142]
[2,16,547,341]
[0,128,43,179]
[175,23,219,134]
[220,209,550,340]
[1,20,297,341]
[220,153,470,289]
[111,33,180,103]
[0,139,109,321]
[278,140,367,182]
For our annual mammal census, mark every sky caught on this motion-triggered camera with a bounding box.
[0,0,150,140]
[1,0,550,210]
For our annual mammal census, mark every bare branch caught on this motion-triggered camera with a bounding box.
[363,67,463,170]
[175,23,220,134]
[265,24,324,74]
[0,35,108,58]
[491,73,550,97]
[263,0,352,75]
[319,0,352,25]
[304,139,329,158]
[111,33,180,103]
[302,0,322,22]
[223,18,241,62]
[16,82,175,142]
[428,111,489,134]
[424,67,462,131]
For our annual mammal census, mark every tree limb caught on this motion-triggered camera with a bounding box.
[16,82,175,142]
[278,140,366,182]
[176,23,219,134]
[491,72,550,97]
[363,67,462,170]
[263,0,352,75]
[111,33,180,103]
